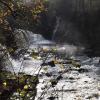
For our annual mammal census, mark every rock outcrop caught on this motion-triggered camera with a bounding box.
[13,29,30,50]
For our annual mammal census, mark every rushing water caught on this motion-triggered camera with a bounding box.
[52,17,60,41]
[4,29,100,100]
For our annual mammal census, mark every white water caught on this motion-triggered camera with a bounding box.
[6,30,100,100]
[52,17,60,41]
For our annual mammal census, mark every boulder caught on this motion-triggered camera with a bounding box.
[13,29,30,49]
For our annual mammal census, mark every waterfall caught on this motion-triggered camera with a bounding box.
[52,17,60,41]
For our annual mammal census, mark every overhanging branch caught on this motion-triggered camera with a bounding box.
[0,0,14,17]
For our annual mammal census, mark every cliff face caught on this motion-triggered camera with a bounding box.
[48,0,100,56]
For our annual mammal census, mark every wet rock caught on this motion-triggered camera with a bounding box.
[48,61,55,67]
[50,79,58,87]
[13,29,29,50]
[0,44,12,69]
[24,57,31,60]
[86,93,99,99]
[68,77,75,80]
[41,61,55,67]
[45,73,52,77]
[78,68,89,73]
[47,96,56,100]
[56,75,63,80]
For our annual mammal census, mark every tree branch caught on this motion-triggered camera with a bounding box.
[0,0,14,17]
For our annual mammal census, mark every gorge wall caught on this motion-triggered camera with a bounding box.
[47,0,100,56]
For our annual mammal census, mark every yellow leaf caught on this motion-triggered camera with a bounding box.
[52,48,57,52]
[43,67,48,71]
[37,56,41,60]
[3,82,7,86]
[60,64,64,69]
[8,48,14,53]
[20,91,26,97]
[54,60,58,64]
[72,61,81,68]
[43,48,49,52]
[33,56,38,59]
[24,85,29,90]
